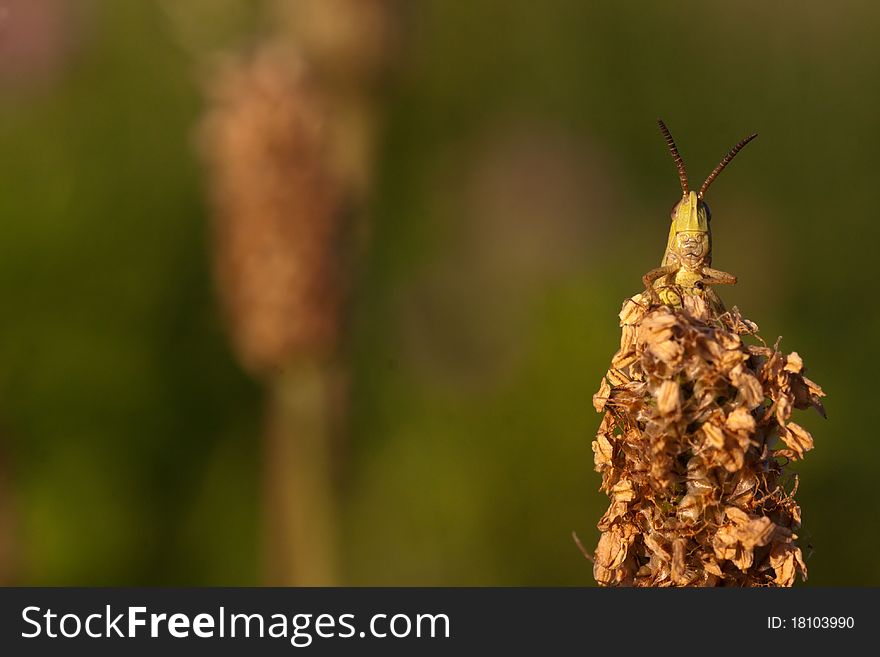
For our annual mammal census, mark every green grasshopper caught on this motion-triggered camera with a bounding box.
[642,119,757,314]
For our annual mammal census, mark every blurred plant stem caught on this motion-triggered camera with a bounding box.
[264,362,340,585]
[198,0,400,585]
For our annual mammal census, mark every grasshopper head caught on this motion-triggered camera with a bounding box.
[657,119,757,269]
[672,191,710,234]
[668,191,711,269]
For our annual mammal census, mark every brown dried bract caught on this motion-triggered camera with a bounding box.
[591,294,824,587]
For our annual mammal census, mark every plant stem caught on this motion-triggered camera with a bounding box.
[263,360,339,586]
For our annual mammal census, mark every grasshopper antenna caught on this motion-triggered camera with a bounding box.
[699,133,758,199]
[657,118,689,196]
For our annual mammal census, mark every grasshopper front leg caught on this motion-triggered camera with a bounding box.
[642,264,678,305]
[700,267,737,286]
[642,264,678,289]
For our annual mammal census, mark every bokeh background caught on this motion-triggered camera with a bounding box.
[0,0,876,586]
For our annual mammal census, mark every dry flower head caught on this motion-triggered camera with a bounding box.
[591,293,824,586]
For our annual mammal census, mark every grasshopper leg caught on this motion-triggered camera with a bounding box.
[642,264,678,305]
[700,267,737,286]
[642,264,678,289]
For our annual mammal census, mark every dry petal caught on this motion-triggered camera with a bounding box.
[644,533,670,561]
[719,349,747,372]
[702,421,725,450]
[701,554,724,577]
[784,352,803,373]
[677,493,703,523]
[592,433,614,469]
[655,380,680,415]
[619,324,638,351]
[611,479,636,503]
[671,539,688,585]
[778,422,814,460]
[731,366,764,409]
[639,312,677,342]
[718,332,742,350]
[619,296,647,326]
[649,339,684,366]
[682,293,708,318]
[606,368,630,386]
[775,395,793,426]
[612,347,638,369]
[592,376,611,413]
[770,543,807,586]
[595,530,628,570]
[714,445,745,473]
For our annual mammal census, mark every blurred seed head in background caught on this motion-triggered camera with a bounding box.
[200,45,346,376]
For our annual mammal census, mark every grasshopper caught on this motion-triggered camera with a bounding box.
[642,119,757,314]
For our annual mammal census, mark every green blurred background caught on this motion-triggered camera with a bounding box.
[0,0,875,585]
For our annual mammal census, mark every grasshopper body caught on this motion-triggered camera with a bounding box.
[642,120,756,314]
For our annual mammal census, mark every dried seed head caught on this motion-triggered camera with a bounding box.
[200,44,347,377]
[591,294,824,587]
